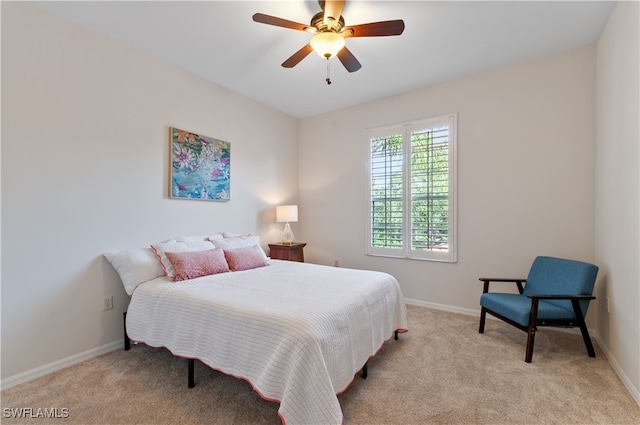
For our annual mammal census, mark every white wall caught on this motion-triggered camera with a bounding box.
[1,3,298,381]
[595,1,640,404]
[299,46,597,314]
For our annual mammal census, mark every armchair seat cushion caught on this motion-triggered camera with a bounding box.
[480,293,575,327]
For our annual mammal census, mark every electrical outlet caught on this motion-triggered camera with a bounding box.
[103,296,113,311]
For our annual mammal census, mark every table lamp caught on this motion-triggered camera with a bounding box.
[276,205,298,244]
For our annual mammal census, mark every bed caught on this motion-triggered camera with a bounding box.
[106,235,408,425]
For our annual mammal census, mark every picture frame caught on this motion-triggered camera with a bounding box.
[169,127,230,201]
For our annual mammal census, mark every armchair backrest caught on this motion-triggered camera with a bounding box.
[523,256,599,315]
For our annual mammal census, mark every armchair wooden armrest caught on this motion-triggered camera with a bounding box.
[479,277,526,294]
[526,294,595,301]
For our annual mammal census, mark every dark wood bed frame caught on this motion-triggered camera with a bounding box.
[123,312,398,388]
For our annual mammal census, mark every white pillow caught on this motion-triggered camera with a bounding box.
[150,240,216,279]
[212,235,268,262]
[175,233,224,242]
[104,248,165,295]
[221,232,248,238]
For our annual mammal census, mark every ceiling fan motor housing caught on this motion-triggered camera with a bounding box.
[310,11,346,33]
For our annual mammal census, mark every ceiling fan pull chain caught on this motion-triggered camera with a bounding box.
[326,58,332,85]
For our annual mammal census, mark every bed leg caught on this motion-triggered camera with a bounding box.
[188,359,195,388]
[123,312,131,351]
[361,362,368,379]
[394,330,398,340]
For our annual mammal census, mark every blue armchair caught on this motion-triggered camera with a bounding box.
[479,256,599,362]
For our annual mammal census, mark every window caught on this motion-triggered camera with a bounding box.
[366,114,457,262]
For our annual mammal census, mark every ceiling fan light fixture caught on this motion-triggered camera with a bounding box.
[310,32,345,58]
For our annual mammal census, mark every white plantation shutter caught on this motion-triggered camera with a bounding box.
[369,129,404,253]
[366,114,457,262]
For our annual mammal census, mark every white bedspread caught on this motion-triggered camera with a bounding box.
[126,260,408,425]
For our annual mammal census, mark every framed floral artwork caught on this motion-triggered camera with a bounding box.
[169,127,230,201]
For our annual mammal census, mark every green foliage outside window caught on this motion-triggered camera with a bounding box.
[371,128,449,252]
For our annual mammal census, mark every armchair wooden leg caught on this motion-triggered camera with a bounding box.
[525,326,536,363]
[479,307,487,334]
[525,298,540,363]
[578,324,596,358]
[571,300,596,358]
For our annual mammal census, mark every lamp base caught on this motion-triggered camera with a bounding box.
[281,222,294,245]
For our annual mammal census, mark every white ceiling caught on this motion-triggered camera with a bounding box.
[32,1,616,118]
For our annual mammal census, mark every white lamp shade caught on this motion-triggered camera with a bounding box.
[276,205,298,223]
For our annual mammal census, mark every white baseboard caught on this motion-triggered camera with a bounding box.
[593,334,640,406]
[405,297,479,317]
[1,340,123,391]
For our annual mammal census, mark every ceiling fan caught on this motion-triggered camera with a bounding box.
[252,0,405,84]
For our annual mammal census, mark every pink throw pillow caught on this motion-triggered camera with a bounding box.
[150,240,215,279]
[165,248,230,281]
[224,245,269,272]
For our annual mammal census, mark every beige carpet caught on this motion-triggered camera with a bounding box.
[2,305,638,425]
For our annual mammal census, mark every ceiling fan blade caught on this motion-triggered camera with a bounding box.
[252,13,310,32]
[337,47,362,73]
[343,20,405,37]
[282,44,314,68]
[323,0,346,29]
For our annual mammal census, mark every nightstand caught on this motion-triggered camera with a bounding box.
[268,243,306,262]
